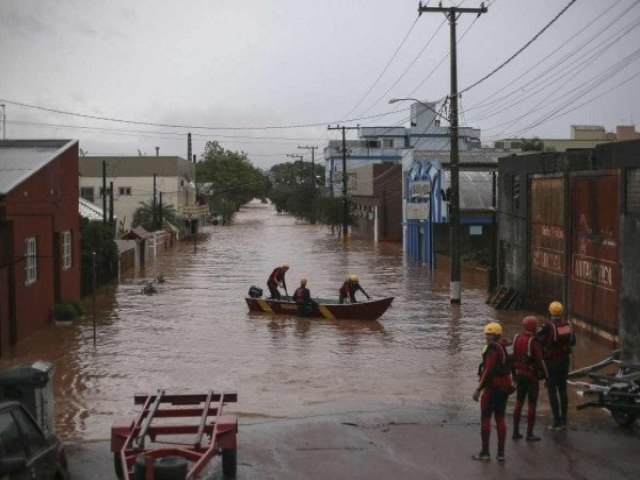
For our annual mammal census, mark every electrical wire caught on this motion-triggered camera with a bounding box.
[341,15,421,121]
[459,0,579,95]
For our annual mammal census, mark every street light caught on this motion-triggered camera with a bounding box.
[389,97,461,304]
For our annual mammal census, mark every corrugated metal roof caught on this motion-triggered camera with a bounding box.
[0,140,76,194]
[79,197,113,221]
[413,149,501,165]
[441,170,495,210]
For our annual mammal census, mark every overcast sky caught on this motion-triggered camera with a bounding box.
[1,0,639,168]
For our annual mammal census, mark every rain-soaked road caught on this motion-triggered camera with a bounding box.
[0,202,613,442]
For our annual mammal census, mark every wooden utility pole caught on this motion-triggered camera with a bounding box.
[109,181,114,226]
[152,173,157,230]
[298,145,318,188]
[102,161,107,224]
[328,125,358,240]
[418,1,488,304]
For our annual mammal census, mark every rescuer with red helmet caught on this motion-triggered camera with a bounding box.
[512,315,548,442]
[472,322,513,462]
[338,274,371,304]
[538,300,576,430]
[267,263,289,300]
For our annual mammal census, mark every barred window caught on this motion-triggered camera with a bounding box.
[63,231,72,269]
[25,237,37,284]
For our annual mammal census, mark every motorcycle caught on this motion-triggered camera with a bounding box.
[568,350,640,427]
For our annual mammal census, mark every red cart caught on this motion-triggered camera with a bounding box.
[111,390,238,480]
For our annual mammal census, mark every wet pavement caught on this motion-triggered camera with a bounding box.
[68,406,640,479]
[1,202,636,478]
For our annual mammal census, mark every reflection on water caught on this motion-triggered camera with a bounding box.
[0,202,613,441]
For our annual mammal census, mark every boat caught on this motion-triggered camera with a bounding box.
[245,295,394,321]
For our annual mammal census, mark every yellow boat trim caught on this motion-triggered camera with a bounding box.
[317,304,335,320]
[257,299,274,313]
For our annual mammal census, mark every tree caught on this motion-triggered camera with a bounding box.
[132,200,178,231]
[196,141,270,224]
[79,217,118,296]
[268,161,326,223]
[521,137,544,152]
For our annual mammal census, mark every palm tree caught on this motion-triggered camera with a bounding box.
[132,200,178,231]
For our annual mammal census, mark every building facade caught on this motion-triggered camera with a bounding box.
[79,156,197,231]
[0,140,81,355]
[497,139,640,358]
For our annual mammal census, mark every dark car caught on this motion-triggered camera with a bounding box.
[0,401,69,479]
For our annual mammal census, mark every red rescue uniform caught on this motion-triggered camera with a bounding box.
[511,332,546,439]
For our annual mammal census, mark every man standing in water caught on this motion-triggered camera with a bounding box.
[338,274,371,304]
[538,301,575,430]
[267,263,289,300]
[472,322,512,462]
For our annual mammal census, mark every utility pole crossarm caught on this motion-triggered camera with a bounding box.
[418,6,488,15]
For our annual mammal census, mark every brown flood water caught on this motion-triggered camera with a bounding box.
[0,202,612,442]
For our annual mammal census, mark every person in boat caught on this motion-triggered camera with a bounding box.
[338,274,371,304]
[267,263,289,300]
[293,277,316,316]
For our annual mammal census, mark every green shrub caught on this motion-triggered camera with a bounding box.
[69,300,84,316]
[53,301,78,322]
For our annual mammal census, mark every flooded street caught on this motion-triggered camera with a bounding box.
[0,202,612,442]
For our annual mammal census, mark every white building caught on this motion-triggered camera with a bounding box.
[79,156,197,231]
[324,100,481,193]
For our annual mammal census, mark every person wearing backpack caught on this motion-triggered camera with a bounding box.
[472,322,513,462]
[538,301,576,430]
[512,315,548,442]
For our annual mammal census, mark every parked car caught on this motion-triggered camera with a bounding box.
[0,401,69,479]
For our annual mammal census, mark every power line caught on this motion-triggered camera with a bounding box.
[341,15,421,121]
[459,0,579,95]
[0,97,403,131]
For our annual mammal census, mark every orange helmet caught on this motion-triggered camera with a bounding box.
[522,316,538,332]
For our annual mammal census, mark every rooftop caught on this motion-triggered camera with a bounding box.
[0,139,77,194]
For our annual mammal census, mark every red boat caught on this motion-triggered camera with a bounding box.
[245,296,394,321]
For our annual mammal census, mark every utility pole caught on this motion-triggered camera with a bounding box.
[102,161,107,225]
[298,145,318,188]
[418,1,488,304]
[187,133,192,167]
[159,192,163,230]
[109,181,114,226]
[328,125,358,240]
[152,173,157,230]
[0,104,5,140]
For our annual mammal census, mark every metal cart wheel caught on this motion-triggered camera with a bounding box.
[222,448,237,478]
[134,455,189,480]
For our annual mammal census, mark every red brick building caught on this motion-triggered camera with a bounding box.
[0,140,80,355]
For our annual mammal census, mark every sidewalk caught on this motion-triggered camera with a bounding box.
[67,406,640,479]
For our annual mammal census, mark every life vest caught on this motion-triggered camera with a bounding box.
[544,318,573,359]
[512,333,541,376]
[480,341,512,390]
[268,267,285,286]
[293,287,306,304]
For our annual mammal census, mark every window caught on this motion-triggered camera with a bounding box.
[80,187,94,203]
[512,175,520,212]
[12,408,48,456]
[118,186,132,195]
[0,411,26,458]
[365,140,380,149]
[62,231,72,269]
[382,139,394,148]
[25,237,37,285]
